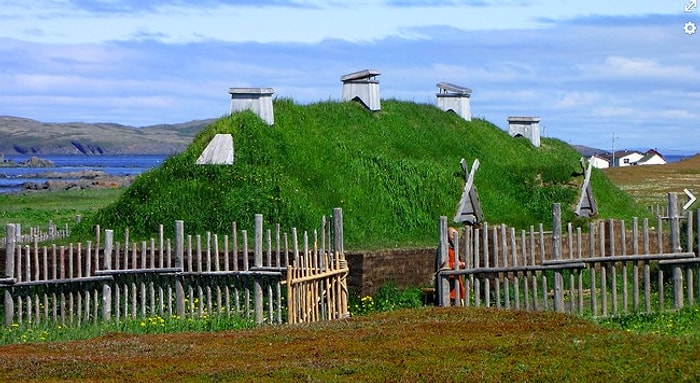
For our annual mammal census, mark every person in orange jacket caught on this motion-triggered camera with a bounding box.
[441,227,466,304]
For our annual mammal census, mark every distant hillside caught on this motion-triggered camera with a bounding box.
[572,144,609,157]
[80,99,649,249]
[0,116,213,155]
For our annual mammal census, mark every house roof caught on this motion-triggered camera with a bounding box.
[644,148,665,160]
[638,149,666,164]
[436,82,472,95]
[612,150,642,158]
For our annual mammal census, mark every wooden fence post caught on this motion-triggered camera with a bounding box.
[453,230,461,305]
[4,224,16,326]
[669,193,681,253]
[552,204,564,312]
[254,214,264,324]
[333,208,344,256]
[437,216,450,307]
[175,220,185,319]
[668,193,684,309]
[102,229,113,322]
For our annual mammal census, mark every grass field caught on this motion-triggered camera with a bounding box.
[0,189,123,233]
[603,154,700,207]
[0,307,698,382]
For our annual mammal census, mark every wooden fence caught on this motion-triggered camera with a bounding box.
[0,221,72,249]
[437,193,700,317]
[1,209,349,328]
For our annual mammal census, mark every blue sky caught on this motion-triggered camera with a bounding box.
[1,0,698,154]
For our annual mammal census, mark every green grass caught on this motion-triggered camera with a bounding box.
[0,189,123,231]
[0,313,256,346]
[349,283,424,316]
[597,305,700,339]
[1,306,699,382]
[0,282,698,381]
[74,99,649,249]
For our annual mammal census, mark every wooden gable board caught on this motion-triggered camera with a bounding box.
[575,157,598,217]
[454,158,484,225]
[196,134,234,165]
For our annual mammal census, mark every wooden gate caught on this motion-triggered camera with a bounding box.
[286,210,349,324]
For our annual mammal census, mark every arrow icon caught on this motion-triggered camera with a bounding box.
[684,188,696,210]
[686,0,697,13]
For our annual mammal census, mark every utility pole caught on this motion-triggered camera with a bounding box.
[611,132,617,167]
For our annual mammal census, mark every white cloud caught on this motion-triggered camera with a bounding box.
[0,0,678,44]
[592,57,699,80]
[0,2,698,151]
[551,92,601,109]
[658,109,698,120]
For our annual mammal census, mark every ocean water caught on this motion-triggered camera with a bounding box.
[0,154,168,193]
[665,155,691,163]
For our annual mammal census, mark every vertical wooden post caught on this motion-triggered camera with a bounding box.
[511,228,519,310]
[492,228,500,308]
[335,208,348,318]
[175,220,185,319]
[697,208,700,255]
[5,224,16,326]
[104,230,113,270]
[669,193,681,253]
[254,214,263,324]
[632,217,640,311]
[609,219,618,315]
[687,210,694,253]
[333,208,344,257]
[552,204,564,312]
[438,216,450,307]
[688,210,695,306]
[453,230,461,305]
[538,223,547,311]
[501,224,510,309]
[483,223,490,308]
[669,193,684,309]
[102,229,113,322]
[643,218,651,313]
[589,222,598,316]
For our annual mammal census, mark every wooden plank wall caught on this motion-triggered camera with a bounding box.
[438,198,700,318]
[0,221,72,249]
[1,209,347,328]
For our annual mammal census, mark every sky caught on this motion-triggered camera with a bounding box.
[1,0,699,154]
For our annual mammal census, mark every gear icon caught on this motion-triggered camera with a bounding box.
[684,21,697,35]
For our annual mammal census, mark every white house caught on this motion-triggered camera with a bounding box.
[588,155,610,169]
[613,150,644,167]
[636,149,667,165]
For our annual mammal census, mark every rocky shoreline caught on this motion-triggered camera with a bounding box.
[20,173,136,192]
[0,167,136,192]
[1,155,144,193]
[0,156,55,168]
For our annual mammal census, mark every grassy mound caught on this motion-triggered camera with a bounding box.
[80,99,647,249]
